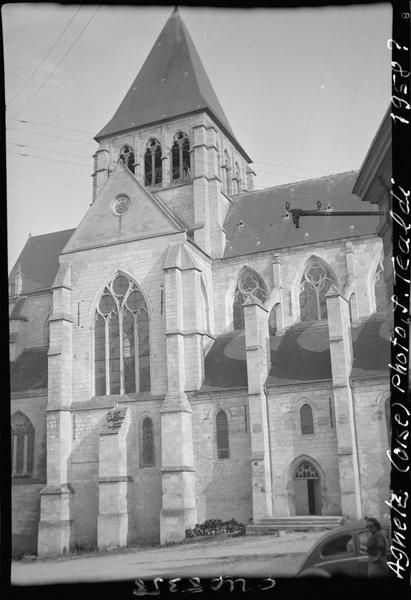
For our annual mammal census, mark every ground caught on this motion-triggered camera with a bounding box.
[11,531,325,585]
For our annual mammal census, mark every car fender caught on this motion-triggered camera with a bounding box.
[296,567,332,578]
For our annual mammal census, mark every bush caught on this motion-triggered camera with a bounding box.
[185,518,246,539]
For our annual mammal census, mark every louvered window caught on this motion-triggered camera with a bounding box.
[119,145,135,174]
[144,138,162,185]
[171,131,190,181]
[140,417,155,467]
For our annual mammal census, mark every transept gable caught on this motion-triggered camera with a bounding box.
[63,161,185,253]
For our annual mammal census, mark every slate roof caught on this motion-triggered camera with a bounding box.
[10,348,48,392]
[95,9,249,160]
[201,315,390,391]
[223,172,381,258]
[9,229,75,294]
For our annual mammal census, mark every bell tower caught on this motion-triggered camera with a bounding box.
[91,7,254,258]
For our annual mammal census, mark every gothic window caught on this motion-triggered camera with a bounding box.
[144,138,162,186]
[233,162,241,195]
[171,131,190,181]
[385,397,391,444]
[223,151,231,195]
[95,273,150,395]
[233,269,268,330]
[300,404,314,434]
[295,461,319,479]
[44,314,50,347]
[119,145,135,174]
[299,258,335,322]
[374,263,387,313]
[216,410,229,459]
[11,411,34,477]
[140,417,155,467]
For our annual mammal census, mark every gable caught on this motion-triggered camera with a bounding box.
[64,163,184,253]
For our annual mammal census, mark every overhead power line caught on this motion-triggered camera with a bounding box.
[7,126,95,145]
[9,142,90,159]
[9,150,90,168]
[14,5,102,118]
[12,118,94,136]
[7,5,83,106]
[253,160,327,175]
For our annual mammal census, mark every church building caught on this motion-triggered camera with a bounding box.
[10,8,391,557]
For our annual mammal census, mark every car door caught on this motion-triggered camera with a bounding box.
[315,532,361,577]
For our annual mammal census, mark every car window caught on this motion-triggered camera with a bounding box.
[321,534,354,557]
[358,531,369,553]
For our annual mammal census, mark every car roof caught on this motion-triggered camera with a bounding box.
[310,518,391,548]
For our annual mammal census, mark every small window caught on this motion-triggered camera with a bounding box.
[321,534,354,557]
[171,131,190,181]
[216,410,229,459]
[119,145,135,174]
[144,138,162,186]
[11,411,35,477]
[140,417,155,467]
[300,404,314,435]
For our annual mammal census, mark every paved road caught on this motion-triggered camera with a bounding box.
[11,531,324,585]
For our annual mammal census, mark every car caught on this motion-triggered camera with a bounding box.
[295,518,391,578]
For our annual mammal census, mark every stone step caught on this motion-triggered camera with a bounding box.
[246,516,344,536]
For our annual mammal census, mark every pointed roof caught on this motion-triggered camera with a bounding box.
[95,8,250,161]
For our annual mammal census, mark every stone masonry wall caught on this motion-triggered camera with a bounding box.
[267,385,341,516]
[11,393,48,557]
[352,380,391,519]
[191,391,252,526]
[212,236,384,335]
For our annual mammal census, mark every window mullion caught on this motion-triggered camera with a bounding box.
[135,314,140,392]
[23,433,28,475]
[104,317,110,395]
[119,309,125,395]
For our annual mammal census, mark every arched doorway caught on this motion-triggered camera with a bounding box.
[293,460,322,515]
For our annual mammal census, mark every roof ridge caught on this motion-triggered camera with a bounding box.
[239,170,358,196]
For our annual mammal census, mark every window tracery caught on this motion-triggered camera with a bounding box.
[95,273,150,395]
[233,270,268,330]
[299,259,335,322]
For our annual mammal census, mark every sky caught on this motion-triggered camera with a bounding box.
[3,2,392,269]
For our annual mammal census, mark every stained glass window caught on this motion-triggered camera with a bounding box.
[299,259,335,322]
[300,404,314,434]
[216,410,229,459]
[141,417,155,467]
[171,131,190,181]
[119,145,135,174]
[233,270,268,330]
[95,274,150,395]
[11,411,34,477]
[144,138,162,186]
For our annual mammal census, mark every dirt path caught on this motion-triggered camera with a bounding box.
[11,531,324,584]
